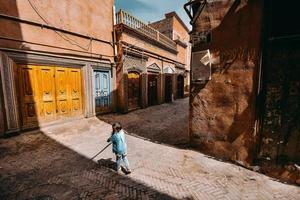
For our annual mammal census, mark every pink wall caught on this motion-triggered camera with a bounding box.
[0,0,114,61]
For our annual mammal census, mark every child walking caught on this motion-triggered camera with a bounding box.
[107,122,131,174]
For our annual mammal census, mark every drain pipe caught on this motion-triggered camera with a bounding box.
[113,5,118,58]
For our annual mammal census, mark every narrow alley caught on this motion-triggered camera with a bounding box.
[1,0,300,199]
[0,114,299,200]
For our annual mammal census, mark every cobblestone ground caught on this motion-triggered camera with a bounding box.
[98,98,189,148]
[1,117,300,199]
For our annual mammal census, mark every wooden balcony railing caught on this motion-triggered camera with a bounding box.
[116,10,177,51]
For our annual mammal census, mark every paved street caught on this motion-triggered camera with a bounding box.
[0,114,299,200]
[98,98,189,148]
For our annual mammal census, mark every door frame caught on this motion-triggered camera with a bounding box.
[92,68,112,115]
[1,50,113,133]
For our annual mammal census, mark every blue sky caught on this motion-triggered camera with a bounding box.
[115,0,191,30]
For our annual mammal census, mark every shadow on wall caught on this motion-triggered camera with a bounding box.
[190,0,262,167]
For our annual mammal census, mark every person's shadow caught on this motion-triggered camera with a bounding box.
[97,158,130,175]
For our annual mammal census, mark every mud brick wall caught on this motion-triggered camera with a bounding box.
[190,0,263,166]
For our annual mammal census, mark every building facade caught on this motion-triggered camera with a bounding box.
[186,0,300,183]
[150,12,192,97]
[115,10,190,113]
[0,0,115,135]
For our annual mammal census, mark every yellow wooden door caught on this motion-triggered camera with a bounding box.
[55,67,71,119]
[38,66,56,121]
[68,68,82,116]
[18,65,39,127]
[18,65,82,127]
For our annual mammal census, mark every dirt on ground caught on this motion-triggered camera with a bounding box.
[98,98,189,148]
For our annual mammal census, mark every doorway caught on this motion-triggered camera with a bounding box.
[148,74,158,106]
[94,70,111,114]
[177,75,184,99]
[128,72,141,110]
[17,65,83,128]
[165,75,173,103]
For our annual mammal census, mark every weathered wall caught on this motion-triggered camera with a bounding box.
[150,18,173,39]
[259,46,300,165]
[0,0,114,61]
[190,0,263,166]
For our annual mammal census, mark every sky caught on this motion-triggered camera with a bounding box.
[115,0,191,30]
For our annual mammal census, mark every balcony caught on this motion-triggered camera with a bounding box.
[116,10,177,51]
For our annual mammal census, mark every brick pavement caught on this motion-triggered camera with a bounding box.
[1,116,299,200]
[98,98,189,148]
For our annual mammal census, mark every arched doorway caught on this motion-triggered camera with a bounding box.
[177,75,184,99]
[128,72,141,110]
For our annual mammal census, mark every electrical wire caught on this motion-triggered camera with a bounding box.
[27,0,92,52]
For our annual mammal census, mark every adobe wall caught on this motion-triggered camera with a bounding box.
[190,0,263,166]
[0,0,114,61]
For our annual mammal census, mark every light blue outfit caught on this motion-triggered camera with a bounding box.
[109,130,130,170]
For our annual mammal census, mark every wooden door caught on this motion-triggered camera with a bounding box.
[165,75,173,103]
[69,68,82,116]
[128,72,140,110]
[38,66,56,121]
[94,70,111,113]
[55,67,70,119]
[177,75,184,99]
[18,65,83,127]
[18,65,39,127]
[148,74,158,106]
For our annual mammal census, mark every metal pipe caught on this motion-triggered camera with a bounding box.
[112,5,118,59]
[0,47,112,64]
[0,36,115,58]
[0,13,113,46]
